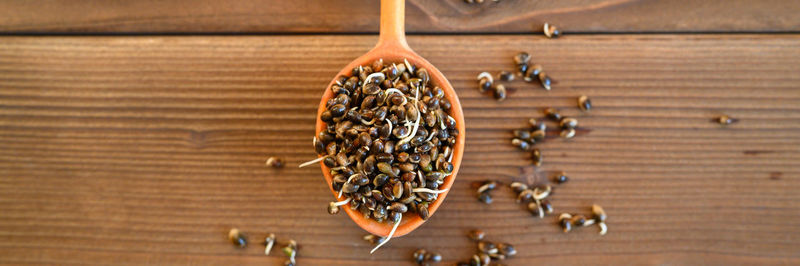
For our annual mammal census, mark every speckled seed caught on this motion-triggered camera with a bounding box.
[572,214,588,227]
[498,71,514,81]
[532,148,543,166]
[554,172,568,184]
[510,182,528,193]
[425,252,442,262]
[477,192,493,204]
[468,229,485,241]
[716,115,738,125]
[540,199,553,214]
[511,138,531,151]
[478,241,498,255]
[493,84,507,101]
[531,129,546,142]
[543,108,561,121]
[560,117,578,129]
[560,128,575,139]
[559,213,573,233]
[228,228,247,248]
[538,72,552,90]
[413,248,427,264]
[388,202,408,213]
[578,95,591,111]
[363,234,385,244]
[327,202,340,215]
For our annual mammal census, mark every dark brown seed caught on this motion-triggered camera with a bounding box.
[517,189,533,203]
[417,204,430,220]
[578,95,592,111]
[554,172,568,184]
[478,78,492,93]
[538,72,552,90]
[392,182,404,199]
[468,229,485,241]
[478,241,498,254]
[572,214,588,227]
[413,249,427,264]
[513,52,531,66]
[388,202,408,213]
[523,64,542,82]
[527,202,542,217]
[477,192,492,204]
[512,129,531,140]
[425,252,442,262]
[363,234,385,244]
[560,117,578,129]
[532,148,543,166]
[560,128,575,139]
[493,84,507,101]
[329,104,347,117]
[498,71,514,81]
[540,199,553,214]
[323,156,336,168]
[543,108,561,121]
[559,214,573,233]
[531,129,546,142]
[228,228,247,248]
[511,138,531,151]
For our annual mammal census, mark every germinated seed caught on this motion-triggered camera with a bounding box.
[478,241,498,254]
[523,64,542,82]
[560,117,578,129]
[510,181,528,193]
[592,204,607,223]
[413,248,427,264]
[478,253,491,265]
[363,234,385,244]
[527,202,543,218]
[543,108,561,121]
[554,172,568,184]
[493,84,507,101]
[540,199,554,214]
[497,243,516,257]
[477,180,497,194]
[425,252,443,262]
[511,138,531,151]
[578,95,591,111]
[532,148,543,166]
[264,233,276,255]
[716,115,738,125]
[543,23,561,38]
[559,213,573,233]
[228,228,247,248]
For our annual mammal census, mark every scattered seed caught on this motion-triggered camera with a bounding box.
[509,182,528,193]
[553,172,568,184]
[527,202,544,218]
[540,199,554,214]
[560,128,575,139]
[598,222,608,235]
[425,252,443,262]
[266,156,285,168]
[477,180,497,194]
[493,84,507,101]
[512,129,531,140]
[532,148,543,166]
[533,185,551,200]
[571,214,588,227]
[516,189,534,203]
[413,248,427,264]
[592,204,607,223]
[478,253,491,265]
[716,115,738,125]
[468,229,485,241]
[523,64,542,83]
[543,108,561,121]
[531,129,546,142]
[528,118,539,128]
[228,228,247,248]
[543,23,561,38]
[538,72,552,90]
[560,117,578,129]
[477,192,493,204]
[513,52,531,67]
[578,95,591,112]
[497,243,516,257]
[498,71,514,81]
[478,241,498,255]
[363,234,385,244]
[559,213,573,233]
[511,138,531,151]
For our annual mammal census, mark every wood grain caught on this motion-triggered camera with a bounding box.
[1,0,799,33]
[1,34,800,265]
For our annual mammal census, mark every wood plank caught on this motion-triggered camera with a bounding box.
[1,34,799,265]
[1,0,799,33]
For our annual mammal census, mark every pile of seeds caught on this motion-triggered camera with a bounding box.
[559,204,608,235]
[412,248,442,265]
[303,58,458,253]
[456,229,516,265]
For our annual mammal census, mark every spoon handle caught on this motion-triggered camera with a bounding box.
[376,0,411,51]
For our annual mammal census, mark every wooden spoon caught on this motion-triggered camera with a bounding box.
[314,0,465,238]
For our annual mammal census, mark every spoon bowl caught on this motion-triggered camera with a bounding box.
[314,0,465,238]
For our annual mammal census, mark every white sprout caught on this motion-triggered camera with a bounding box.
[447,115,456,128]
[477,183,493,194]
[424,129,436,142]
[533,197,544,218]
[370,214,402,254]
[399,85,421,144]
[598,222,608,235]
[385,118,393,135]
[264,234,275,255]
[447,148,454,163]
[365,72,386,85]
[412,187,449,194]
[582,219,596,227]
[477,71,493,83]
[543,23,551,37]
[338,174,360,199]
[559,213,572,220]
[298,156,326,168]
[439,113,447,130]
[533,186,551,200]
[361,118,377,125]
[404,58,414,74]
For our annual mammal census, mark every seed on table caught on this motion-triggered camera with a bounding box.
[540,199,553,214]
[531,129,546,142]
[511,138,531,151]
[478,241,498,254]
[560,128,575,139]
[560,117,578,129]
[578,95,592,111]
[543,22,561,38]
[592,204,607,223]
[559,213,573,233]
[716,115,738,125]
[470,254,481,266]
[413,248,427,264]
[532,148,543,166]
[527,202,543,218]
[477,72,493,93]
[517,189,534,203]
[477,180,497,194]
[538,72,552,90]
[598,222,608,235]
[264,233,276,255]
[498,71,514,81]
[528,118,539,128]
[497,243,516,257]
[425,252,443,262]
[493,84,507,101]
[554,172,569,184]
[468,229,485,241]
[478,253,491,265]
[523,64,542,82]
[513,52,531,66]
[477,192,493,204]
[543,108,561,121]
[510,182,528,193]
[327,202,340,214]
[489,253,506,260]
[265,156,284,168]
[228,228,246,248]
[571,214,588,227]
[363,234,385,244]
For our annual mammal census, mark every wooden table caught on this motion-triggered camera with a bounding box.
[1,1,799,265]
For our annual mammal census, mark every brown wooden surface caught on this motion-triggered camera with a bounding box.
[1,0,799,33]
[1,35,799,265]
